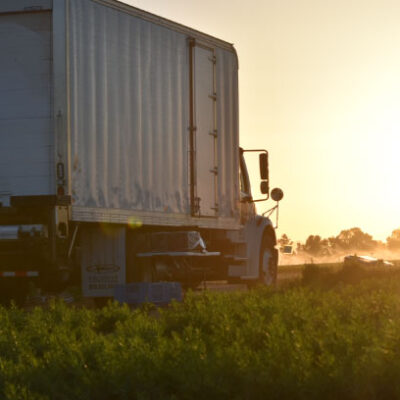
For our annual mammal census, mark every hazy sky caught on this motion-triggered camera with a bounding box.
[124,0,400,242]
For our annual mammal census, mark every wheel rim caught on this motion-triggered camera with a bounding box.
[261,249,274,285]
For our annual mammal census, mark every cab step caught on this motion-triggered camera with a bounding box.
[223,255,247,262]
[239,275,259,280]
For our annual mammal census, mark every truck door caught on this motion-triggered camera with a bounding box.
[0,11,53,205]
[189,41,218,217]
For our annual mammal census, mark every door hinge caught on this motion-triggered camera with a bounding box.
[193,197,201,216]
[211,204,219,213]
[210,167,218,175]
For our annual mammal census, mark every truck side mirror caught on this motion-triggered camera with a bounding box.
[260,181,269,194]
[271,187,284,202]
[242,148,270,203]
[259,153,268,180]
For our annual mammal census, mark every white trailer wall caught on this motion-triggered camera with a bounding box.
[68,0,239,225]
[0,11,53,205]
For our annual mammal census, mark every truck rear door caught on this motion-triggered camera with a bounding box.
[0,11,53,205]
[190,43,218,217]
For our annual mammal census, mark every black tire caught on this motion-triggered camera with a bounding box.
[259,233,278,285]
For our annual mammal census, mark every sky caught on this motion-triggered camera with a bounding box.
[124,0,400,243]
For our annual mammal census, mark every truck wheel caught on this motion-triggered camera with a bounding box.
[259,234,278,285]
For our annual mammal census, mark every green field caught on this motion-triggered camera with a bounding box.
[278,262,343,280]
[2,266,400,399]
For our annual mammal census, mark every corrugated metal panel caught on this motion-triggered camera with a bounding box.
[69,0,189,214]
[93,0,235,52]
[0,12,53,204]
[68,0,239,226]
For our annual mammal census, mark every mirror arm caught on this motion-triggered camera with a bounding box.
[249,194,270,203]
[242,149,268,154]
[240,193,269,203]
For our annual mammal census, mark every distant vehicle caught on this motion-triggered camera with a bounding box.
[282,245,294,255]
[344,255,394,267]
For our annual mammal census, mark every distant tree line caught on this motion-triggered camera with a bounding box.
[278,228,400,256]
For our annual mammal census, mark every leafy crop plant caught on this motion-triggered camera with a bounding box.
[1,275,400,399]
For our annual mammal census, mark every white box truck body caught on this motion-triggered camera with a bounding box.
[0,0,282,301]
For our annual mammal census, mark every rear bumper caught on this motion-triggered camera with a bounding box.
[0,224,47,240]
[0,271,39,278]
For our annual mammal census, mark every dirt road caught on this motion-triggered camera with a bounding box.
[195,268,303,292]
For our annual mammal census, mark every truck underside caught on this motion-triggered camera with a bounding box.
[0,195,278,303]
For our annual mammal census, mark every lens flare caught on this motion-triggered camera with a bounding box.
[127,216,143,229]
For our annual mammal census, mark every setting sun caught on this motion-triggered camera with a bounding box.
[122,0,400,244]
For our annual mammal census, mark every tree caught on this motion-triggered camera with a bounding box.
[297,227,379,256]
[387,229,400,250]
[303,235,323,255]
[335,227,377,250]
[328,236,340,250]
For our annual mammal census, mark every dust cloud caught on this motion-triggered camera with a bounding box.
[279,249,400,266]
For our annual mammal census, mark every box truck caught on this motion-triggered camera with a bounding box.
[0,0,283,301]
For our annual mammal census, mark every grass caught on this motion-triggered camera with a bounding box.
[278,262,343,277]
[2,267,400,399]
[278,261,400,285]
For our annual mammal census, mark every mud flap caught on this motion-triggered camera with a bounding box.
[81,225,126,297]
